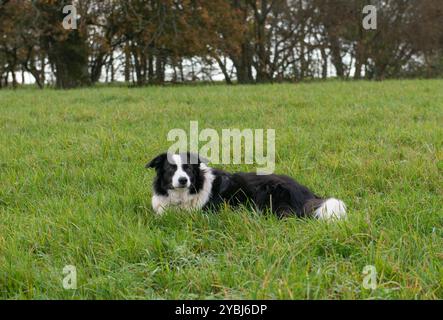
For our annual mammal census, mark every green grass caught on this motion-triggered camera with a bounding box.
[0,80,442,299]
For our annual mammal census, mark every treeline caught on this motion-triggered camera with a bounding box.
[0,0,442,89]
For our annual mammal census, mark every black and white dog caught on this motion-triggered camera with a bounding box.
[146,152,346,220]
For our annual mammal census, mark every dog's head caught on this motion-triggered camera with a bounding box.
[146,152,207,194]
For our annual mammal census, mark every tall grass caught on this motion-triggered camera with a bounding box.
[0,80,442,299]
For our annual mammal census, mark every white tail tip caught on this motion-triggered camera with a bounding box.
[314,198,347,220]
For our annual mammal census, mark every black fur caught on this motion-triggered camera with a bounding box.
[204,170,323,217]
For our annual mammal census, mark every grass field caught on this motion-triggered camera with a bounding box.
[0,80,442,299]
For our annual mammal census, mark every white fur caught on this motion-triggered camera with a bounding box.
[152,163,215,215]
[171,154,191,189]
[314,198,347,220]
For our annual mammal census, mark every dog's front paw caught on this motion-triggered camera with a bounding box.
[152,195,167,215]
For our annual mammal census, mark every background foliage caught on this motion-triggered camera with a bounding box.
[0,0,442,88]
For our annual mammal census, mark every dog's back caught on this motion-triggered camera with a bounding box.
[207,171,346,219]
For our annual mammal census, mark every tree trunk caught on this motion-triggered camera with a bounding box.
[354,59,362,79]
[320,46,328,79]
[155,51,166,84]
[214,56,232,85]
[179,59,184,82]
[255,9,270,82]
[47,31,90,89]
[329,36,344,78]
[11,69,17,88]
[124,41,131,83]
[147,50,154,83]
[110,50,115,82]
[233,42,254,84]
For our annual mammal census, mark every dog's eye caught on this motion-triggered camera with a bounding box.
[166,164,177,171]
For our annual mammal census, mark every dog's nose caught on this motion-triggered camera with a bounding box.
[178,177,188,186]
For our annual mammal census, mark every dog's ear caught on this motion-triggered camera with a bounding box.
[198,155,209,165]
[145,153,167,169]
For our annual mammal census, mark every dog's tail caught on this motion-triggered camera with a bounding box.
[304,198,347,220]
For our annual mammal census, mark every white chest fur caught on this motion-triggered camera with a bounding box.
[151,165,215,214]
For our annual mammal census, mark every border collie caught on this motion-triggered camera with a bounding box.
[146,152,346,220]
